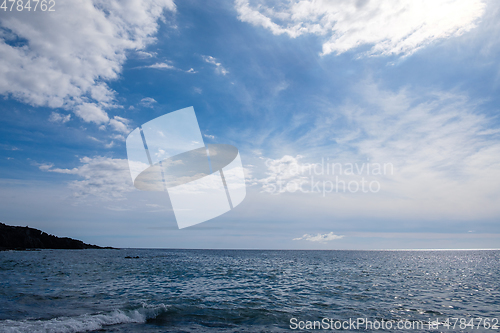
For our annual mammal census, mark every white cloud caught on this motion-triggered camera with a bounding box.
[0,0,175,129]
[49,112,71,124]
[136,51,157,58]
[235,0,486,57]
[39,156,134,200]
[202,55,229,75]
[108,116,131,134]
[0,144,20,151]
[341,85,500,218]
[140,97,157,108]
[293,232,345,242]
[74,103,109,124]
[146,62,176,69]
[144,61,197,73]
[111,134,126,141]
[37,163,54,171]
[258,155,313,194]
[254,82,500,221]
[203,134,215,139]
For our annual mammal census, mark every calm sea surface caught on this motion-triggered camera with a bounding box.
[0,249,499,332]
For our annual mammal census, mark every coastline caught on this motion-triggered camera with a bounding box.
[0,222,114,251]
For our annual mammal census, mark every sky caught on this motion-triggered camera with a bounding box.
[1,0,500,249]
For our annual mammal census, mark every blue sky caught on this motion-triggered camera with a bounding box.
[1,0,500,249]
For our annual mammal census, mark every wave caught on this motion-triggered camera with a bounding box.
[0,304,168,333]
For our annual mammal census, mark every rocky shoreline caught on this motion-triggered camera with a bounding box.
[0,222,113,250]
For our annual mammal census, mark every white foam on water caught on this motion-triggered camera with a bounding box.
[0,304,168,333]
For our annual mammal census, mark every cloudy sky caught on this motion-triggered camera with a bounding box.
[1,0,499,249]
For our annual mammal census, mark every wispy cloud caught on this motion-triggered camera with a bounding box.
[246,80,500,221]
[0,144,20,151]
[146,62,176,70]
[136,51,157,58]
[108,116,131,135]
[139,97,157,108]
[144,62,198,73]
[202,55,229,75]
[105,141,115,149]
[235,0,486,57]
[257,155,313,194]
[49,112,71,124]
[38,157,134,201]
[293,232,345,242]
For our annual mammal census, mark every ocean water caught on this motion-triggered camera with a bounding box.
[0,249,499,332]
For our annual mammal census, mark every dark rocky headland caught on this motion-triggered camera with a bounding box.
[0,222,112,250]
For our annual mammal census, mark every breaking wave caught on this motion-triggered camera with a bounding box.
[0,304,168,333]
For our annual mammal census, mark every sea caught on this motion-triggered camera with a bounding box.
[0,249,499,332]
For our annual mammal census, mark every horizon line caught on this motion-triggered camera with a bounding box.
[110,248,500,251]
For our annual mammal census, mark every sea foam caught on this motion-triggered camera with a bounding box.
[0,304,168,333]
